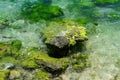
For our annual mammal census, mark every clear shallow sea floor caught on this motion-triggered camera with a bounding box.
[0,0,120,80]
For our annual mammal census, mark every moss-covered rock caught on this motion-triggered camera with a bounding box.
[42,22,88,57]
[21,0,63,21]
[10,40,22,56]
[21,49,69,74]
[21,58,39,69]
[9,70,21,80]
[42,22,67,44]
[0,70,10,80]
[71,53,90,72]
[0,57,17,64]
[42,22,88,45]
[0,57,17,71]
[0,42,11,57]
[0,40,22,57]
[66,25,88,45]
[46,36,69,58]
[33,69,51,80]
[34,51,69,74]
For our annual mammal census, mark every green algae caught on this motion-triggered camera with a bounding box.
[42,21,87,46]
[66,25,88,45]
[95,0,119,5]
[9,70,21,79]
[0,70,9,80]
[21,49,69,71]
[21,59,39,69]
[42,22,67,43]
[0,42,11,57]
[33,70,50,80]
[0,57,17,64]
[10,40,22,56]
[71,53,90,72]
[21,0,63,21]
[0,57,17,71]
[0,40,22,57]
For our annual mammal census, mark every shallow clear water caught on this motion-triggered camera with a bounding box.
[0,0,120,80]
[62,21,120,80]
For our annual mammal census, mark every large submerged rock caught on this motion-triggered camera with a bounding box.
[47,36,69,57]
[0,40,22,57]
[42,22,88,57]
[21,49,69,74]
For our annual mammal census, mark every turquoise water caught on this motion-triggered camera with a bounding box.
[0,0,120,80]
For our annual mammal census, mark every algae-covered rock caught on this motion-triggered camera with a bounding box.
[42,22,88,57]
[21,59,39,69]
[66,26,88,45]
[11,40,22,55]
[21,0,63,21]
[35,54,69,74]
[49,36,69,48]
[21,49,69,74]
[42,22,67,44]
[9,70,21,80]
[47,36,69,58]
[71,53,90,72]
[0,40,22,57]
[42,22,88,45]
[0,70,10,80]
[33,69,51,80]
[0,42,11,57]
[0,57,17,71]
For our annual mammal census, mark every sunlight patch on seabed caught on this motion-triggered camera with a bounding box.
[62,21,120,80]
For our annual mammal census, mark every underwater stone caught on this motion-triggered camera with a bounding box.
[49,36,68,48]
[1,63,14,71]
[0,42,11,57]
[33,69,51,80]
[0,40,22,57]
[9,70,20,80]
[71,53,90,72]
[21,59,39,69]
[20,49,69,74]
[47,36,69,58]
[25,49,69,74]
[0,70,10,80]
[35,58,69,75]
[42,22,88,57]
[43,23,88,58]
[66,26,88,45]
